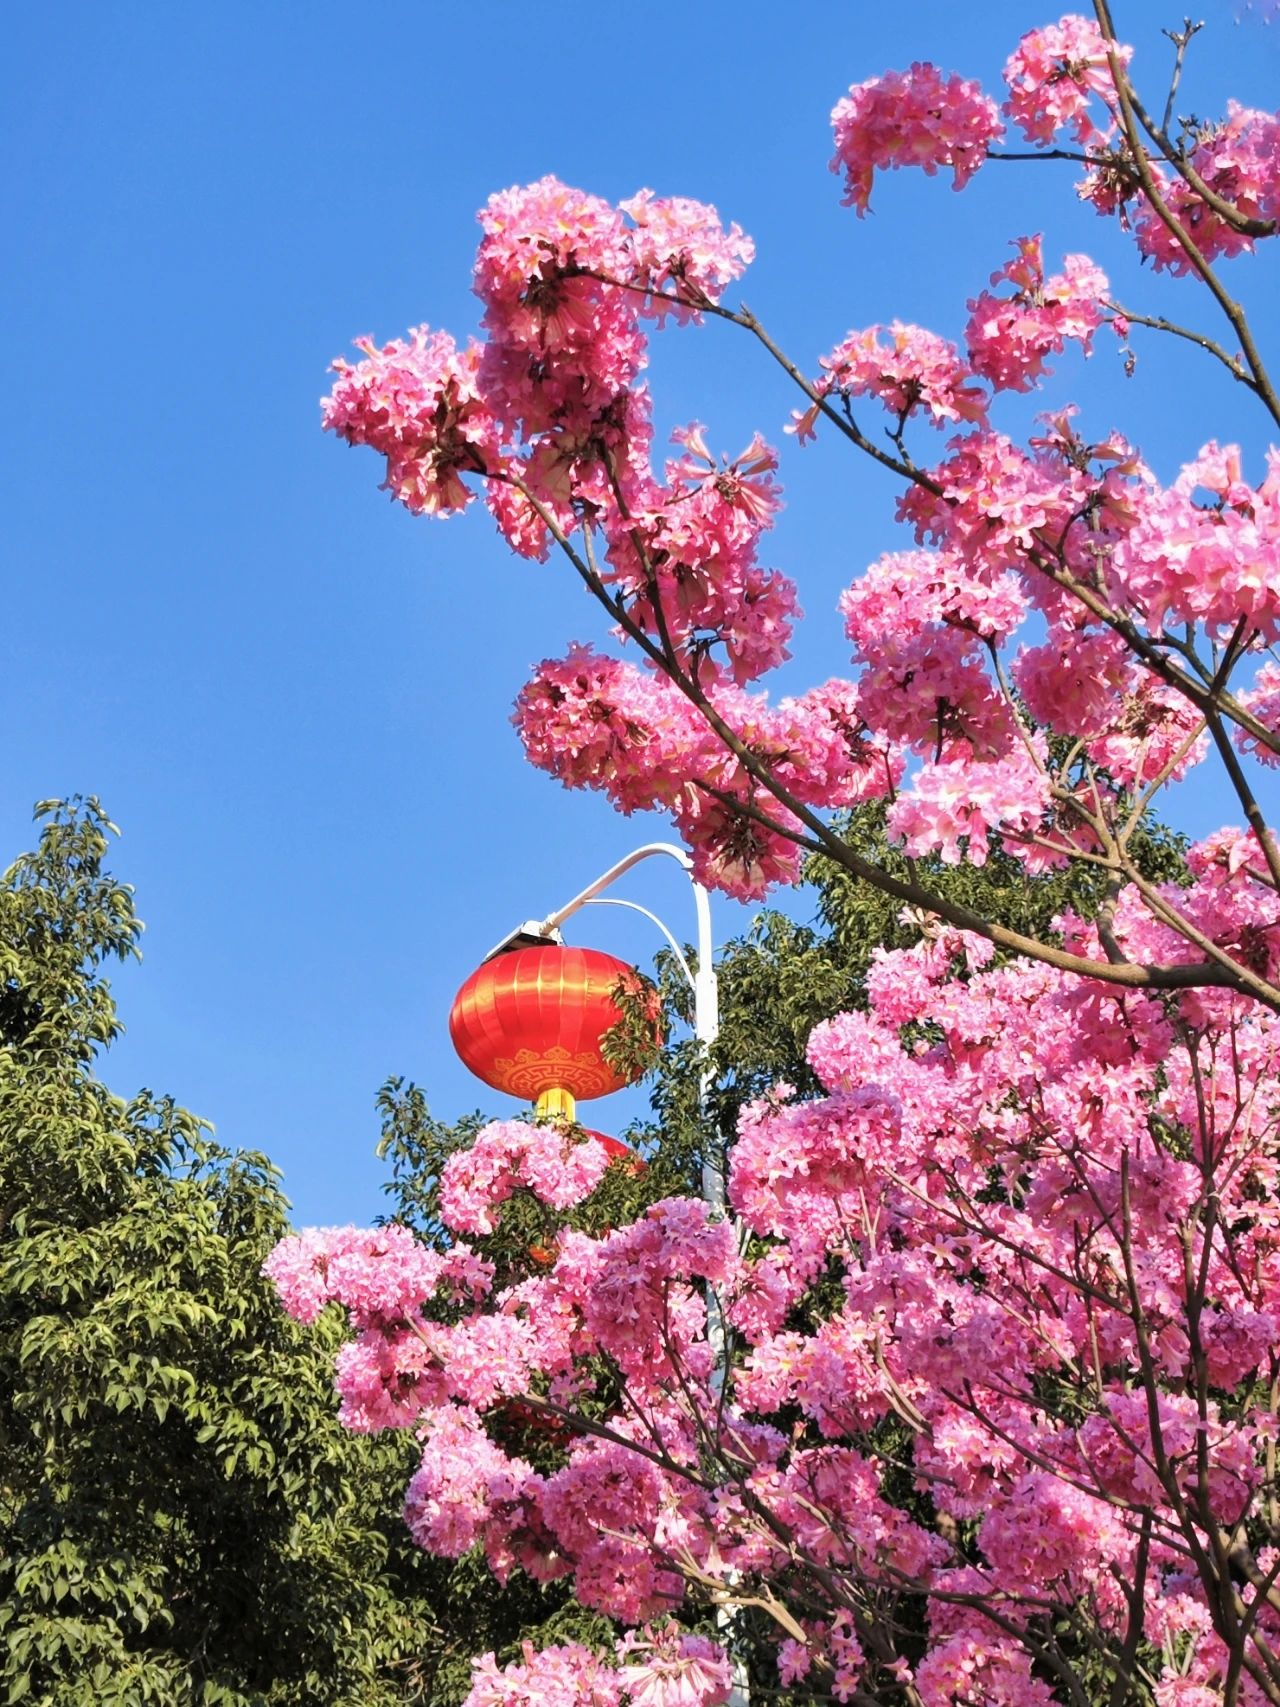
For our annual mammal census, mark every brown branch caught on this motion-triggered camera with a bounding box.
[1092,0,1280,430]
[988,147,1108,165]
[1122,862,1280,1008]
[1106,299,1255,391]
[524,473,1280,1003]
[1204,709,1280,893]
[1109,1513,1152,1707]
[1161,19,1198,137]
[1125,24,1277,239]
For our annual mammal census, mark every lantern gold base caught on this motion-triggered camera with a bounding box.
[535,1086,577,1124]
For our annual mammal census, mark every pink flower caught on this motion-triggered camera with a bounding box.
[621,190,754,320]
[1085,673,1208,789]
[438,1119,615,1236]
[605,427,797,684]
[815,322,989,429]
[830,63,1003,215]
[474,176,644,443]
[322,327,497,515]
[334,1326,448,1431]
[617,1625,732,1707]
[776,1639,811,1686]
[513,646,711,816]
[1002,15,1128,148]
[840,547,1027,759]
[1133,104,1280,273]
[404,1405,534,1559]
[1155,1685,1226,1707]
[897,428,1072,577]
[915,1630,1055,1707]
[673,786,807,902]
[965,236,1111,392]
[1237,660,1280,767]
[887,738,1053,866]
[1110,453,1280,642]
[464,1642,621,1707]
[263,1222,446,1327]
[1013,623,1131,737]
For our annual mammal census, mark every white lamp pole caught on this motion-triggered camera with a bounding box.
[486,841,747,1705]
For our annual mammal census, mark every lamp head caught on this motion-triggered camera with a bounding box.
[479,920,564,963]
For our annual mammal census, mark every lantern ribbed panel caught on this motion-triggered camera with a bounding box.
[448,944,640,1104]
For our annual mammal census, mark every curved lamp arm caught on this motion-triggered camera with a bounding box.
[581,896,697,994]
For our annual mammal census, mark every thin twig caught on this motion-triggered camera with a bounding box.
[1106,299,1254,391]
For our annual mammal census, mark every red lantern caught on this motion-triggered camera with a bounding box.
[580,1128,633,1162]
[448,942,649,1125]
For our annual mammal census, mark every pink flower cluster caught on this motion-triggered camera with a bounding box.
[1110,442,1280,642]
[471,176,752,491]
[887,737,1054,867]
[840,547,1027,760]
[405,1404,531,1556]
[461,1626,731,1707]
[810,321,989,432]
[616,1625,733,1707]
[323,176,753,551]
[511,645,702,816]
[321,143,1280,923]
[322,328,496,516]
[1239,660,1280,767]
[965,235,1112,392]
[262,1221,478,1327]
[473,176,644,450]
[620,190,754,323]
[1001,14,1127,148]
[603,425,800,684]
[896,426,1078,578]
[438,1119,617,1236]
[514,648,901,899]
[1134,104,1280,273]
[465,1641,619,1707]
[830,63,1004,214]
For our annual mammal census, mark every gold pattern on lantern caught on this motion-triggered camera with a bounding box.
[490,1046,620,1103]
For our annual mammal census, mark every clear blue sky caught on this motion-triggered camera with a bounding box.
[5,2,1277,1227]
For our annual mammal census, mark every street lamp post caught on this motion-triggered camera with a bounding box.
[485,840,721,1209]
[479,840,747,1705]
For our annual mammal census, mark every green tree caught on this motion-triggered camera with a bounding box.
[0,800,445,1706]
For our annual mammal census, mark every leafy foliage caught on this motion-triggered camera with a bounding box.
[0,800,445,1705]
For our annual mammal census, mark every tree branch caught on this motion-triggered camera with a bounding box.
[1092,0,1280,430]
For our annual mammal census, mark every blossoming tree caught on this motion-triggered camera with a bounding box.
[273,7,1280,1703]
